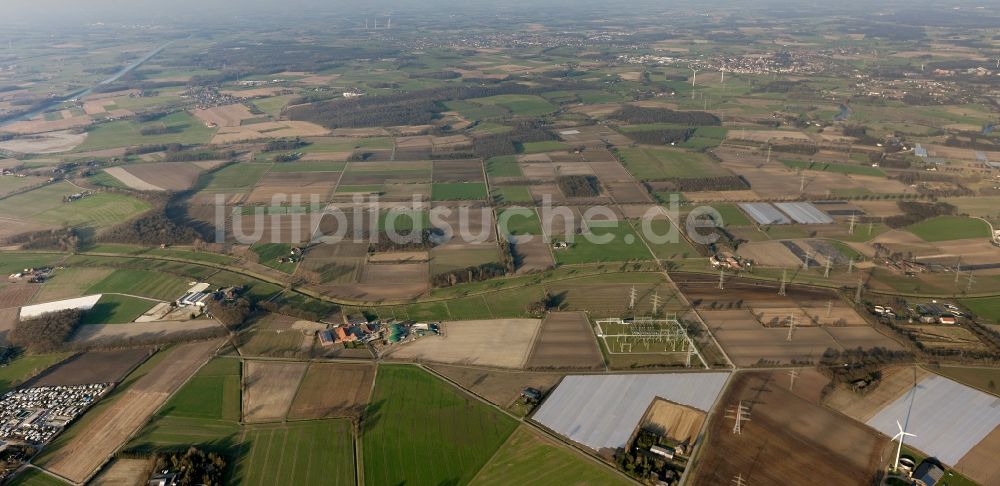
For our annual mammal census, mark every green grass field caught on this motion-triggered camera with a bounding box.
[445,295,495,320]
[0,175,46,196]
[907,216,992,242]
[491,185,534,204]
[498,208,543,235]
[472,427,630,486]
[432,182,488,201]
[0,253,64,275]
[710,203,751,226]
[8,468,69,486]
[442,100,509,120]
[636,219,698,259]
[961,296,1000,323]
[779,159,886,177]
[363,365,517,486]
[0,353,72,394]
[269,161,346,172]
[379,209,430,232]
[432,248,499,275]
[81,294,156,324]
[128,358,242,453]
[251,243,298,273]
[201,163,271,190]
[85,268,191,301]
[485,155,522,178]
[32,267,114,303]
[0,182,150,229]
[615,147,728,180]
[470,94,557,117]
[252,95,297,116]
[158,358,241,421]
[555,222,654,264]
[232,420,355,486]
[76,112,217,152]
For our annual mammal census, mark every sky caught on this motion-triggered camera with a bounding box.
[0,0,985,26]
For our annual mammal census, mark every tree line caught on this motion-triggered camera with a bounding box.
[610,106,720,126]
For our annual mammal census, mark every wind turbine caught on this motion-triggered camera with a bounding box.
[690,66,699,86]
[892,420,916,472]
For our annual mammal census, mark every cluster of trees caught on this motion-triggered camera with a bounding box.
[139,123,178,136]
[265,138,310,152]
[750,80,815,94]
[285,83,532,129]
[556,175,602,197]
[188,43,397,79]
[610,106,720,126]
[98,205,202,246]
[613,429,681,484]
[206,298,252,328]
[649,175,750,191]
[124,143,185,156]
[1,228,81,251]
[623,128,693,145]
[163,150,234,162]
[409,71,461,80]
[272,153,302,163]
[11,310,83,353]
[771,143,819,155]
[526,290,567,315]
[367,229,441,253]
[884,200,956,228]
[431,262,509,287]
[152,447,226,486]
[817,347,913,398]
[473,120,555,159]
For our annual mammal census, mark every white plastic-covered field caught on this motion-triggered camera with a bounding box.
[19,294,102,320]
[866,374,1000,466]
[739,203,791,225]
[774,202,834,224]
[533,373,730,451]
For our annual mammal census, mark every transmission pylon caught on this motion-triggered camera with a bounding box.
[718,269,726,290]
[826,300,833,318]
[727,401,751,435]
[778,269,787,296]
[628,285,638,311]
[786,315,796,341]
[855,277,864,302]
[824,257,833,278]
[848,258,854,274]
[955,257,963,284]
[733,474,748,486]
[788,369,799,391]
[967,271,976,293]
[650,292,662,316]
[803,250,812,270]
[848,214,856,235]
